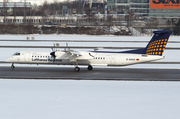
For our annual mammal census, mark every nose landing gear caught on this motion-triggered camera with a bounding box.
[11,63,15,69]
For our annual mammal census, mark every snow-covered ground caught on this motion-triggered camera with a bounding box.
[0,79,180,119]
[0,34,179,69]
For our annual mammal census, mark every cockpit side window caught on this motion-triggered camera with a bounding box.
[13,52,20,56]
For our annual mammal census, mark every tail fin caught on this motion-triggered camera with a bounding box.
[145,31,172,56]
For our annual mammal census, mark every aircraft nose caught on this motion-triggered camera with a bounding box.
[5,58,11,62]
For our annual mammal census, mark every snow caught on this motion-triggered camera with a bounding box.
[129,27,142,36]
[0,79,180,119]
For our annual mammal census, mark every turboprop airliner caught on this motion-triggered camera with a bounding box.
[6,31,172,72]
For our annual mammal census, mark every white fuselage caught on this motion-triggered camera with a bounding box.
[6,51,164,66]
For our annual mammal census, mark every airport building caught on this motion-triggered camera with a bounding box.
[0,2,32,15]
[149,0,180,17]
[107,0,180,17]
[107,0,149,16]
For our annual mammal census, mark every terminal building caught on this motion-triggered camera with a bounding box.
[107,0,180,17]
[107,0,149,16]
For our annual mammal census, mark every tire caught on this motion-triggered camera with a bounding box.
[11,65,15,69]
[87,65,93,70]
[74,67,80,72]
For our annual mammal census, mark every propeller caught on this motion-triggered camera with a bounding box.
[50,44,56,62]
[50,51,56,62]
[64,42,70,52]
[65,42,74,53]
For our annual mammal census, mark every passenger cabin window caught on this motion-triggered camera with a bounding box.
[13,52,20,56]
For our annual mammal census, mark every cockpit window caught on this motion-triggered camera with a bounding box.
[13,52,20,56]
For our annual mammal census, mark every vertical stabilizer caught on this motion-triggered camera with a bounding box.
[145,31,172,56]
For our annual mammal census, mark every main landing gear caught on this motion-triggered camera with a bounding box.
[74,60,93,72]
[74,65,93,72]
[11,63,15,69]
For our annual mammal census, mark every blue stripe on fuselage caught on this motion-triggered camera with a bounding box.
[91,48,146,54]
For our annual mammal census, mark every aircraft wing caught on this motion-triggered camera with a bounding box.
[66,50,82,57]
[61,50,94,61]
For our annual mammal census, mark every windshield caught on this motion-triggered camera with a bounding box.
[13,52,20,56]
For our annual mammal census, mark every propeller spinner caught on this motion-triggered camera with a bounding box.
[50,51,56,62]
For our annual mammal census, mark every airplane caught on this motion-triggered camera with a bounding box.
[5,30,172,72]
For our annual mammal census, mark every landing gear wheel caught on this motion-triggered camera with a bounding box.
[74,67,80,72]
[87,65,93,70]
[11,64,15,69]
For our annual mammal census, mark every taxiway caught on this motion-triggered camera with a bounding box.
[0,66,179,81]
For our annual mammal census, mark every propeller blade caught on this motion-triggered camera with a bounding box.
[51,43,56,52]
[50,51,56,62]
[66,42,68,48]
[66,42,70,51]
[54,43,55,51]
[53,57,55,62]
[50,44,57,62]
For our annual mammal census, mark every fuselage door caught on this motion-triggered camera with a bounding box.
[24,52,30,62]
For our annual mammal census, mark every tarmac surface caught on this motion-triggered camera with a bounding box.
[0,66,180,81]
